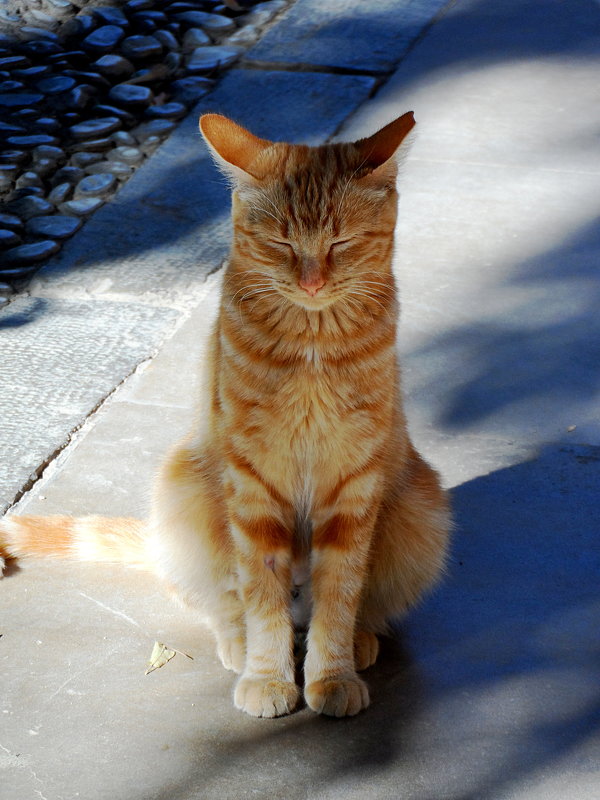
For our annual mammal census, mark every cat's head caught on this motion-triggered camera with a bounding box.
[199,112,415,311]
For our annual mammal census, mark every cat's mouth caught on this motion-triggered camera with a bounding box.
[284,286,338,311]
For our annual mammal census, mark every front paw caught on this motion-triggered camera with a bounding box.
[305,674,369,717]
[234,675,300,718]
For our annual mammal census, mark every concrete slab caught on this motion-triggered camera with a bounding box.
[29,69,376,305]
[0,297,180,514]
[247,0,450,73]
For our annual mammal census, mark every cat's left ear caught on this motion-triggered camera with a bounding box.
[199,114,273,184]
[355,111,416,183]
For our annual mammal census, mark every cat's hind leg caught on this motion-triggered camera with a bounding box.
[359,450,451,634]
[149,442,246,674]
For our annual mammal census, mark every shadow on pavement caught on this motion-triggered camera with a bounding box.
[409,218,600,439]
[132,444,600,799]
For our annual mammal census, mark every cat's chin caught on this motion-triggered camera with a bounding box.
[289,293,337,312]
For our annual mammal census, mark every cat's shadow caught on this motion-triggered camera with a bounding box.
[159,444,600,800]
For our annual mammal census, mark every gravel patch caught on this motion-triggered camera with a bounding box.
[0,0,291,292]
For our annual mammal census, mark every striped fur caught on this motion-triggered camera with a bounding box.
[0,113,451,718]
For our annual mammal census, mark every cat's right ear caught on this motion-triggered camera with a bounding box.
[199,114,273,184]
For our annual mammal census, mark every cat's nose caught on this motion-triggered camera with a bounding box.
[299,275,326,296]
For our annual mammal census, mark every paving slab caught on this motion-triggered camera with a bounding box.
[247,0,450,73]
[0,296,180,514]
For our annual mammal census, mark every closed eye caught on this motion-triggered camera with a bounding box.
[268,239,294,253]
[330,238,354,252]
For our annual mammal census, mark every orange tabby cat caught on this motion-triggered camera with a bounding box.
[0,112,451,718]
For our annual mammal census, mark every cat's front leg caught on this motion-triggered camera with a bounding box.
[228,494,299,718]
[304,510,376,717]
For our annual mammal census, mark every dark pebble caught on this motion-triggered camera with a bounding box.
[82,25,126,54]
[48,50,90,69]
[71,151,102,168]
[107,145,143,164]
[0,212,23,230]
[32,144,65,161]
[31,117,62,133]
[32,157,57,177]
[70,136,114,152]
[18,41,63,58]
[6,134,60,148]
[59,197,104,216]
[125,0,155,11]
[11,108,38,122]
[62,85,97,111]
[182,27,211,50]
[93,54,135,79]
[11,186,45,199]
[59,15,96,42]
[12,65,51,80]
[62,70,111,90]
[0,229,22,249]
[6,195,54,219]
[0,240,60,267]
[0,163,19,177]
[120,34,163,60]
[170,76,213,105]
[0,55,31,70]
[61,112,82,125]
[15,171,44,190]
[74,175,118,199]
[36,75,77,95]
[133,10,168,25]
[0,80,25,91]
[20,27,60,43]
[69,116,121,140]
[145,101,187,119]
[51,165,85,186]
[0,121,26,136]
[164,52,182,73]
[0,150,27,164]
[133,118,177,141]
[173,10,236,33]
[167,1,212,11]
[108,83,153,107]
[186,46,240,74]
[131,17,158,34]
[25,214,82,239]
[89,5,129,26]
[153,29,179,50]
[0,93,44,108]
[48,182,73,204]
[94,104,136,125]
[0,265,41,279]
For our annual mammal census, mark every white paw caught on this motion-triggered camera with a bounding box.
[234,675,299,718]
[305,674,369,717]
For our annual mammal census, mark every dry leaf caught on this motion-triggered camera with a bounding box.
[145,641,193,675]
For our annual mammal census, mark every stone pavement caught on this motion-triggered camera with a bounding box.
[1,0,600,798]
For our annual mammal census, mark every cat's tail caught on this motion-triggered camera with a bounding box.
[0,515,150,576]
